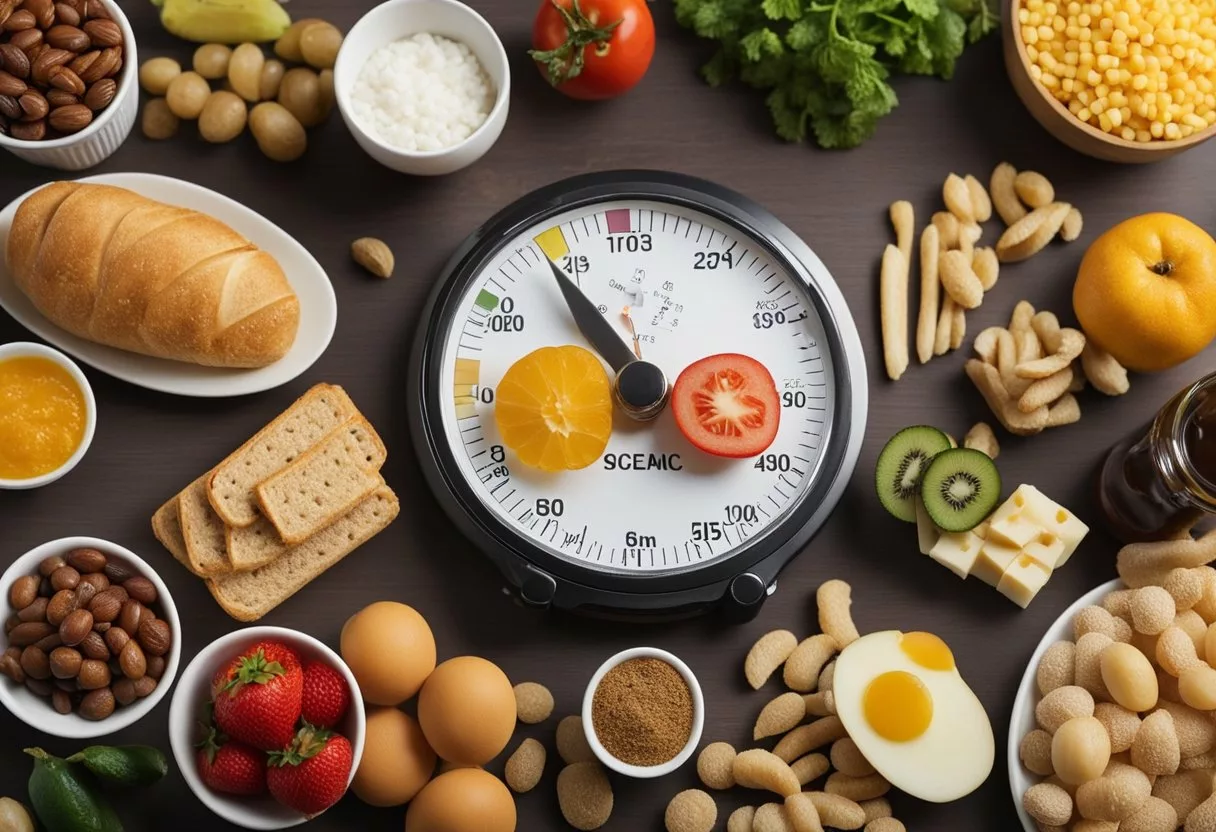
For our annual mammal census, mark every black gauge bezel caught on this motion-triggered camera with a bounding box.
[408,171,865,616]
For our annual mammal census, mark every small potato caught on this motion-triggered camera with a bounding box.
[139,57,182,96]
[192,43,231,80]
[1075,763,1152,822]
[1036,685,1095,734]
[259,59,285,101]
[1051,716,1111,786]
[1020,728,1055,775]
[1099,643,1158,713]
[141,98,179,140]
[1130,709,1180,776]
[249,102,307,162]
[277,67,325,127]
[165,71,210,120]
[1164,568,1205,611]
[198,91,247,144]
[1093,703,1141,754]
[1131,587,1177,635]
[228,42,265,103]
[1038,641,1076,695]
[1024,781,1073,826]
[1179,664,1216,711]
[299,21,343,70]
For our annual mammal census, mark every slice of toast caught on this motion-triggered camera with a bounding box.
[254,416,387,545]
[207,485,400,622]
[151,498,202,577]
[207,384,357,527]
[178,476,231,576]
[225,515,288,572]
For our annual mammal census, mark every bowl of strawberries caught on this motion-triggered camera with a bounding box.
[167,626,366,829]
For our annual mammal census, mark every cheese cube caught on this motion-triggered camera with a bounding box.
[916,498,941,556]
[998,554,1052,609]
[929,531,983,579]
[987,510,1043,549]
[1022,531,1067,571]
[972,538,1022,587]
[974,519,991,539]
[1008,484,1091,564]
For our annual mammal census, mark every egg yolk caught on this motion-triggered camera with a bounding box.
[899,632,955,671]
[863,671,933,742]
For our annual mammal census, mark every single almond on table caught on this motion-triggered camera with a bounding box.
[351,236,394,279]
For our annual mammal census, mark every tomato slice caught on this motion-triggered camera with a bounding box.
[671,354,780,459]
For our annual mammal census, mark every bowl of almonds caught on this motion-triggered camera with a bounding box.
[0,0,138,171]
[0,536,181,739]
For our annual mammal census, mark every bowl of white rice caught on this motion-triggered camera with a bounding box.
[334,0,510,176]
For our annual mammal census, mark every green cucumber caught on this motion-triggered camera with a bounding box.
[66,747,168,789]
[25,749,123,832]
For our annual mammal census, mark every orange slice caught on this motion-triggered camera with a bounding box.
[494,345,613,472]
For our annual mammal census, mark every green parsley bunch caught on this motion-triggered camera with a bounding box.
[673,0,999,149]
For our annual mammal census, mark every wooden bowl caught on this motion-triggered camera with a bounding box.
[1002,0,1216,163]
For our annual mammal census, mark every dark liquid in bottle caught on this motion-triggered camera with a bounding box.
[1099,389,1216,542]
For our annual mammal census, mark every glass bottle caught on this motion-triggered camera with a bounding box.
[1099,371,1216,542]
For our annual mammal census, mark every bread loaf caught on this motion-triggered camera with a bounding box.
[5,181,300,368]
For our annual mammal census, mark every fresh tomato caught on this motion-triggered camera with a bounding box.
[529,0,655,101]
[671,354,780,459]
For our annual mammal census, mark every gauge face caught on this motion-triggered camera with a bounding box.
[435,198,837,575]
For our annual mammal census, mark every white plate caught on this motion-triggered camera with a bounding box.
[1008,578,1123,831]
[0,173,336,398]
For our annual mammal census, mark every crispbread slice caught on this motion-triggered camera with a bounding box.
[179,476,231,576]
[152,497,202,577]
[254,416,387,545]
[207,383,357,527]
[207,486,399,622]
[225,515,288,571]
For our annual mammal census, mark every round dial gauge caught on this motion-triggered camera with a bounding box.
[410,172,867,618]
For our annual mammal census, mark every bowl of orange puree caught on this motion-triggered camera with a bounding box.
[0,342,95,490]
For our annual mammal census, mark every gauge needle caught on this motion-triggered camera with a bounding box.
[545,258,670,421]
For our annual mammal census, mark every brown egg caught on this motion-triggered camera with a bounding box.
[352,707,436,807]
[340,601,436,705]
[418,656,516,766]
[404,768,516,832]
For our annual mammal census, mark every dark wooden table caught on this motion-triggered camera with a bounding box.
[2,1,1215,829]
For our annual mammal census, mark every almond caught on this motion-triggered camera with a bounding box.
[18,89,47,120]
[45,24,87,51]
[0,68,25,96]
[48,65,83,94]
[77,43,115,82]
[351,237,394,278]
[44,87,74,106]
[24,0,53,29]
[10,29,44,54]
[82,0,110,20]
[48,101,91,133]
[31,47,72,85]
[136,618,171,657]
[67,47,96,75]
[54,2,80,26]
[0,43,30,78]
[81,76,110,109]
[3,9,36,31]
[0,92,19,118]
[0,0,14,28]
[9,117,44,140]
[81,17,118,47]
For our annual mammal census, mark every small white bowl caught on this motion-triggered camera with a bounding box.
[0,342,96,490]
[0,537,181,739]
[582,647,705,778]
[1009,578,1121,831]
[333,0,510,176]
[0,0,138,171]
[169,626,366,830]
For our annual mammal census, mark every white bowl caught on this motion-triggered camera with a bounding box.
[1009,578,1121,831]
[0,537,181,739]
[582,647,705,778]
[0,341,96,490]
[333,0,510,176]
[0,0,138,171]
[169,626,366,830]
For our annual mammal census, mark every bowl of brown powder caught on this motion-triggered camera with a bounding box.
[581,647,704,778]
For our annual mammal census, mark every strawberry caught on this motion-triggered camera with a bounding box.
[300,661,350,729]
[212,640,303,751]
[196,724,267,796]
[266,724,353,817]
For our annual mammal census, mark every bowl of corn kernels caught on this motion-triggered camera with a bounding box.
[1003,0,1216,162]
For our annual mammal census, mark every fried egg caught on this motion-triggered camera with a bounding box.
[833,630,994,803]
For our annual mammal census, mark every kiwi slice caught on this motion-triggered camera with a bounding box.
[875,426,953,523]
[919,448,1002,533]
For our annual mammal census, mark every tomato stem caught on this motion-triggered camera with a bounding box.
[529,0,622,88]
